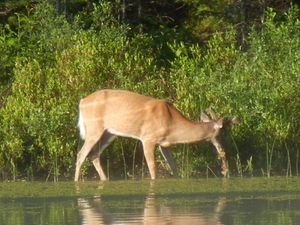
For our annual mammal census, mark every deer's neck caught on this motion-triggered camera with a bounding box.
[167,120,215,145]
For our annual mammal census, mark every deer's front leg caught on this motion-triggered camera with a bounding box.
[143,141,156,179]
[218,151,229,177]
[159,146,178,177]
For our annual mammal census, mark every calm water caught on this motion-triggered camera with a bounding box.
[0,178,300,225]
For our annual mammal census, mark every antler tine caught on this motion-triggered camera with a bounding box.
[206,107,218,120]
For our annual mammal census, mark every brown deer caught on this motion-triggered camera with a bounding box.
[75,89,239,181]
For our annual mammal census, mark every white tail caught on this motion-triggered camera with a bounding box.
[74,89,239,181]
[78,110,86,140]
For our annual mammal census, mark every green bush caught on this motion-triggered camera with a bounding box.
[169,6,300,177]
[0,2,299,180]
[0,1,164,180]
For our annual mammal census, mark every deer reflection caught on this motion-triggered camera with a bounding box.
[78,196,113,225]
[142,193,225,225]
[78,182,226,225]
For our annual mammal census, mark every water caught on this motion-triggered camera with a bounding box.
[0,178,300,225]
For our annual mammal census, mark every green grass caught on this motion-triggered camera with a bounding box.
[1,177,300,199]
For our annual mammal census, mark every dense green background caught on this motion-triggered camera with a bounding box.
[0,0,299,181]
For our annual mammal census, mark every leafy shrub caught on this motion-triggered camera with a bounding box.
[0,2,300,180]
[0,1,164,180]
[169,6,300,176]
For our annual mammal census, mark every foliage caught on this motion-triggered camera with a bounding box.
[0,1,300,180]
[0,1,163,180]
[169,6,300,176]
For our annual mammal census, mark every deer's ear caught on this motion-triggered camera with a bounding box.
[214,118,223,129]
[200,112,210,122]
[231,116,240,125]
[207,107,218,120]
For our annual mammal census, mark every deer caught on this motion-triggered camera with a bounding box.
[74,89,239,181]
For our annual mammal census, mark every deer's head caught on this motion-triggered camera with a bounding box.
[200,108,240,177]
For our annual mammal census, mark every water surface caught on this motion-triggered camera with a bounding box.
[0,178,300,225]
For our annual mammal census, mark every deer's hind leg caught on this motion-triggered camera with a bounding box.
[75,129,104,182]
[88,131,116,181]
